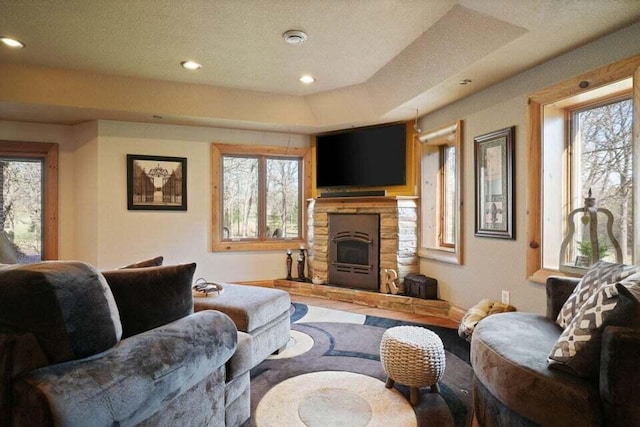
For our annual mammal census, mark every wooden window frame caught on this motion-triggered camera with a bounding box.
[438,144,456,248]
[0,141,58,260]
[417,120,464,264]
[526,54,640,283]
[211,142,311,252]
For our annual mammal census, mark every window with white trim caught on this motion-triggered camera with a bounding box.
[418,121,463,264]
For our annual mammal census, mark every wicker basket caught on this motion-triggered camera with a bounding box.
[380,326,446,388]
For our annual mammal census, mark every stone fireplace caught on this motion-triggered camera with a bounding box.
[307,197,419,293]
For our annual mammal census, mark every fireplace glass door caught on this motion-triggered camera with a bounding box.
[328,214,379,291]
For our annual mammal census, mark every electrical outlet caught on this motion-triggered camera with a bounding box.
[501,290,510,305]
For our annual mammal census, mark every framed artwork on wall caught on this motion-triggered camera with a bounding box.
[474,126,515,239]
[127,154,187,211]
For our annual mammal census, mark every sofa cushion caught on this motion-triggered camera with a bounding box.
[193,283,290,333]
[549,280,640,378]
[0,261,122,364]
[102,263,196,338]
[556,261,638,328]
[471,312,601,426]
[226,331,253,382]
[121,256,164,269]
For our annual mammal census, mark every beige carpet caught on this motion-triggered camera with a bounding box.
[255,371,417,427]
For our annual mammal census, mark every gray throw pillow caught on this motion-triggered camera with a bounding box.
[121,256,164,269]
[556,261,639,329]
[0,261,123,364]
[548,278,640,378]
[102,263,196,338]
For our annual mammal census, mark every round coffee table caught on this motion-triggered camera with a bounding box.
[379,325,446,405]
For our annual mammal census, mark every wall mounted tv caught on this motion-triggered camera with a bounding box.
[315,122,406,188]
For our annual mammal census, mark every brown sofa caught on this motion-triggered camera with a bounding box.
[471,276,640,426]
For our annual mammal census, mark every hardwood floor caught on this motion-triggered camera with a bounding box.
[291,294,460,328]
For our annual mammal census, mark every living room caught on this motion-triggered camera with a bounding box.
[2,2,640,426]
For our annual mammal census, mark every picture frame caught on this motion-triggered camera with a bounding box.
[127,154,187,211]
[474,126,515,239]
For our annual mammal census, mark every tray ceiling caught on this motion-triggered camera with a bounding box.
[1,0,639,133]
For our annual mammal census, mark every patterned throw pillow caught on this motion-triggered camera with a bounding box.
[556,261,639,328]
[548,279,640,378]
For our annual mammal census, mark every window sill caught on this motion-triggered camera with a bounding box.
[213,239,306,252]
[418,247,462,265]
[528,268,581,284]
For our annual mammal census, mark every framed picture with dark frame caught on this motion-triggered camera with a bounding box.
[474,126,515,239]
[127,154,187,211]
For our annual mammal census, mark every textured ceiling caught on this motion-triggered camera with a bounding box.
[1,0,640,133]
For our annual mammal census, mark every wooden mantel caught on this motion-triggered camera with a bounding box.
[310,195,418,203]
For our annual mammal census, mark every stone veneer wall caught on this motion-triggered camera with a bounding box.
[306,197,419,293]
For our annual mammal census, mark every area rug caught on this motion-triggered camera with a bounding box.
[246,303,473,427]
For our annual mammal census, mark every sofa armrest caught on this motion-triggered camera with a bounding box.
[12,310,237,427]
[2,332,50,426]
[1,334,15,427]
[546,276,580,321]
[600,326,640,426]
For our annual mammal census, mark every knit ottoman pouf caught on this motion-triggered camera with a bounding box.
[380,325,446,405]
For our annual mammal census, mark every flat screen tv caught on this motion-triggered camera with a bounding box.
[316,122,406,188]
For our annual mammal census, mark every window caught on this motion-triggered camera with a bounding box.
[0,141,58,262]
[527,55,640,281]
[440,145,456,247]
[418,121,463,264]
[571,97,633,262]
[212,143,310,251]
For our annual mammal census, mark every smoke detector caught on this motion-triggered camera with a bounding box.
[283,30,308,45]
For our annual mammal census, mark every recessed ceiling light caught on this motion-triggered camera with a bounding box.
[181,60,202,70]
[283,30,308,45]
[459,79,472,85]
[0,37,25,49]
[300,75,315,84]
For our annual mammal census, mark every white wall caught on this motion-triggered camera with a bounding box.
[72,121,99,263]
[92,121,308,282]
[2,22,639,314]
[416,22,640,313]
[0,119,308,282]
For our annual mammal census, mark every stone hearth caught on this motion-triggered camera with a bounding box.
[307,197,419,293]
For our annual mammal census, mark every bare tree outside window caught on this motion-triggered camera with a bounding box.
[221,154,301,241]
[223,156,259,239]
[266,158,300,239]
[440,145,456,247]
[572,97,633,262]
[0,158,43,262]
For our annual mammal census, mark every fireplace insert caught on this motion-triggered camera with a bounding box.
[328,214,379,291]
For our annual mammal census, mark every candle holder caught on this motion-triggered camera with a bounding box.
[286,250,293,280]
[558,188,622,274]
[297,248,306,281]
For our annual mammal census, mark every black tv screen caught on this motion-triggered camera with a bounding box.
[316,123,406,188]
